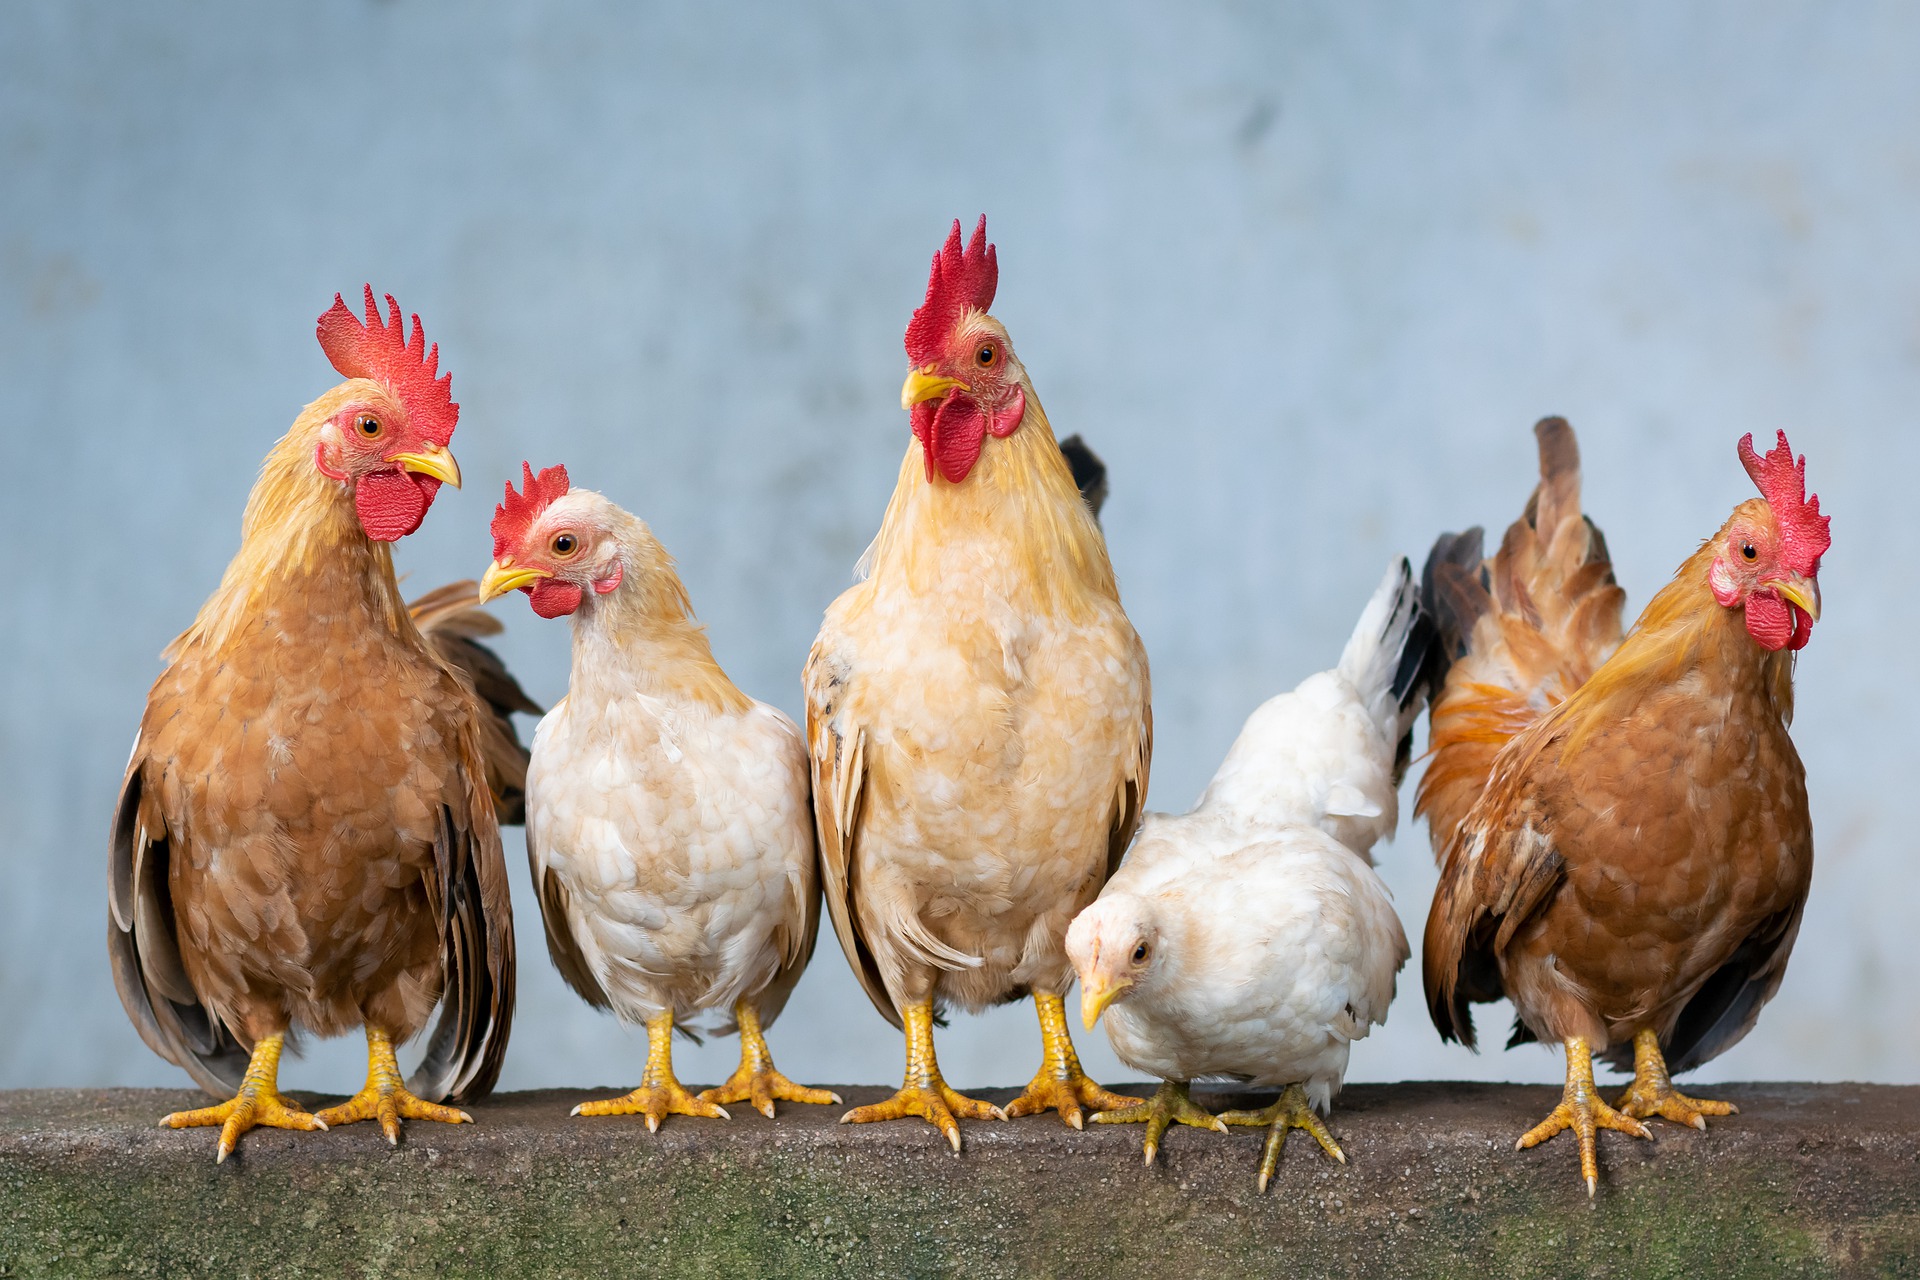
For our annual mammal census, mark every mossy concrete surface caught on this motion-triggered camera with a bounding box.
[1,1082,1915,1279]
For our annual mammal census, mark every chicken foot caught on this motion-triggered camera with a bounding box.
[1218,1082,1346,1190]
[1517,1036,1651,1197]
[317,1025,472,1144]
[160,1031,327,1163]
[697,1000,841,1118]
[1004,991,1145,1129]
[1090,1078,1227,1166]
[1616,1027,1739,1131]
[572,1010,730,1130]
[839,999,1004,1154]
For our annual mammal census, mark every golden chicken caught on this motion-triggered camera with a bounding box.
[805,217,1153,1150]
[108,289,524,1161]
[1420,419,1829,1195]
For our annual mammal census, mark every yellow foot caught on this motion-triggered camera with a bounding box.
[840,1082,1005,1154]
[1615,1027,1738,1132]
[1518,1037,1651,1197]
[572,1082,729,1131]
[1218,1082,1345,1192]
[1005,989,1144,1129]
[1091,1078,1226,1166]
[317,1025,471,1145]
[159,1031,324,1163]
[698,1066,840,1119]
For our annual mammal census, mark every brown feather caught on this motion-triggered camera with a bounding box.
[408,580,541,825]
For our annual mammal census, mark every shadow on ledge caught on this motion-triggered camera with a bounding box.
[2,1082,1916,1278]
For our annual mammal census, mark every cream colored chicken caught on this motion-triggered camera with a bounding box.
[480,463,834,1128]
[1071,561,1432,1188]
[806,217,1152,1151]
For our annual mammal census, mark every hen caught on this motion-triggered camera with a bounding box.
[108,289,525,1161]
[805,217,1153,1150]
[1420,419,1829,1195]
[480,464,834,1127]
[1070,560,1430,1188]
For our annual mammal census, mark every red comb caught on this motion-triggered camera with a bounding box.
[492,462,571,558]
[1739,430,1830,577]
[316,286,458,446]
[904,216,998,365]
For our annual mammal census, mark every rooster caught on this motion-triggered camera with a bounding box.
[479,463,835,1128]
[1070,560,1431,1188]
[108,289,526,1161]
[1419,418,1829,1195]
[805,217,1153,1150]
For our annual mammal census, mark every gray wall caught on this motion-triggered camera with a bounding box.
[3,2,1913,1097]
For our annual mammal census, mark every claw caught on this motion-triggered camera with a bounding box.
[318,1027,471,1145]
[159,1032,326,1163]
[841,999,1001,1152]
[1219,1083,1346,1191]
[1616,1028,1739,1133]
[1004,991,1143,1128]
[1518,1037,1651,1197]
[1092,1078,1226,1167]
[696,1001,840,1119]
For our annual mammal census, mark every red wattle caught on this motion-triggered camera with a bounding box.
[527,579,584,618]
[355,470,441,542]
[1743,591,1795,651]
[912,395,988,484]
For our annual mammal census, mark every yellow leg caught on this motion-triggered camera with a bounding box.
[1616,1027,1739,1131]
[1004,991,1145,1129]
[1218,1082,1346,1192]
[315,1026,472,1144]
[696,1000,841,1118]
[572,1011,730,1131]
[839,999,1005,1154]
[1090,1078,1226,1167]
[1516,1037,1652,1197]
[160,1032,326,1163]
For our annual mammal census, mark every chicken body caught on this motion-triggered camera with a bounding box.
[1421,419,1826,1195]
[486,475,831,1126]
[1070,561,1427,1185]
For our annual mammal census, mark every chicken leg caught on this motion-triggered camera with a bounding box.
[1090,1078,1226,1165]
[160,1031,326,1163]
[1004,991,1145,1128]
[1218,1082,1345,1191]
[840,999,1005,1153]
[1616,1027,1739,1131]
[572,1011,730,1130]
[697,1000,841,1118]
[317,1026,472,1144]
[1517,1037,1652,1196]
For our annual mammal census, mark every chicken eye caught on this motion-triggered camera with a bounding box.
[551,533,578,558]
[356,415,382,438]
[1131,943,1149,964]
[976,345,996,366]
[1740,542,1757,561]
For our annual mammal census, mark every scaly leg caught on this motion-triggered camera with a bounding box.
[1004,991,1145,1129]
[1218,1082,1345,1192]
[839,999,1005,1153]
[696,1000,841,1118]
[160,1031,326,1163]
[316,1026,473,1144]
[1516,1037,1652,1197]
[571,1011,731,1131]
[1090,1078,1226,1166]
[1615,1027,1739,1131]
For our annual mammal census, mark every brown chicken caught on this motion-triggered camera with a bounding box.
[1419,418,1829,1195]
[108,289,529,1161]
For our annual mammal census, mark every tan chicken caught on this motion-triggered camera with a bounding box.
[107,289,524,1161]
[479,463,834,1128]
[805,217,1153,1150]
[1419,419,1829,1195]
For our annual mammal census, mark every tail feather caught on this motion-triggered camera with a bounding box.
[1337,558,1444,784]
[410,581,542,826]
[1414,418,1626,860]
[1057,433,1109,523]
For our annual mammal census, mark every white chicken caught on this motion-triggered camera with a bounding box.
[480,463,835,1127]
[1068,559,1432,1188]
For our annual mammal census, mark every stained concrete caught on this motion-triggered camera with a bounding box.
[2,1083,1915,1278]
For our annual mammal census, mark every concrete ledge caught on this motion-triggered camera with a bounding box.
[2,1083,1916,1278]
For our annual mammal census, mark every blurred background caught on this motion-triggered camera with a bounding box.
[3,2,1913,1097]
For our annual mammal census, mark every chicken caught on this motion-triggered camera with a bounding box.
[805,217,1153,1150]
[478,463,835,1128]
[108,288,527,1163]
[1419,419,1829,1196]
[1070,560,1431,1188]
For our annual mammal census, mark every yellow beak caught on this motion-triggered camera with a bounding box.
[477,558,551,604]
[387,442,462,489]
[1080,975,1130,1030]
[1773,573,1821,622]
[901,364,969,410]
